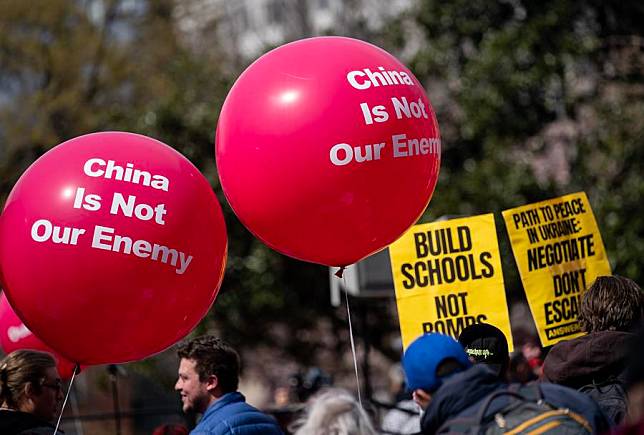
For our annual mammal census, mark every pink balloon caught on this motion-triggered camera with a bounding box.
[0,132,227,365]
[0,293,77,379]
[216,37,440,266]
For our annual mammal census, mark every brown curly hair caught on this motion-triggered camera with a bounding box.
[579,275,643,333]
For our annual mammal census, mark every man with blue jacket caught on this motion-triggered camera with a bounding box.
[402,333,611,434]
[175,336,283,435]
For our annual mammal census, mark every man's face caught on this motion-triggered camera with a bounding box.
[175,358,210,414]
[32,366,64,422]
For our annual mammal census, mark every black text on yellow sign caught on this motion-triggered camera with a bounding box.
[502,192,611,347]
[390,214,513,350]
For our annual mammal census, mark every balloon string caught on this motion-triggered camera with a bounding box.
[54,364,80,435]
[343,273,363,408]
[69,382,85,435]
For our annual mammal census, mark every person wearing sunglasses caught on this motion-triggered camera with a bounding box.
[0,349,64,434]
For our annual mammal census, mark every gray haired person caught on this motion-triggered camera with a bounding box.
[292,388,377,435]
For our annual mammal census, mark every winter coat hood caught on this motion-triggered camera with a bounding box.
[543,330,635,388]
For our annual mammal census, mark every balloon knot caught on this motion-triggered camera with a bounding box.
[334,267,346,278]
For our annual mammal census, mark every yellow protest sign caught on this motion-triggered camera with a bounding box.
[389,214,512,351]
[502,192,611,347]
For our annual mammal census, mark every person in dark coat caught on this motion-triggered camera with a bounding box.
[175,335,283,435]
[0,350,64,435]
[543,275,643,425]
[402,333,611,434]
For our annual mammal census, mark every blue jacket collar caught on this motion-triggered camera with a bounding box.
[203,391,245,418]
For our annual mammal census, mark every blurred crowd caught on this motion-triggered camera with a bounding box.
[1,274,643,434]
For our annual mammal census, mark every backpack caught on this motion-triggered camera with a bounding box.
[437,383,592,434]
[578,378,627,425]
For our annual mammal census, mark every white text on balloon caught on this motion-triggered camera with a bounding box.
[392,134,440,158]
[73,187,102,211]
[83,158,170,192]
[346,67,414,90]
[91,225,193,274]
[29,218,193,274]
[110,192,167,225]
[8,324,32,342]
[73,188,168,225]
[361,97,429,125]
[31,219,86,245]
[329,134,440,166]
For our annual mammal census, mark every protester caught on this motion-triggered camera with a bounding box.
[403,333,611,434]
[508,353,538,384]
[543,275,644,425]
[521,340,544,378]
[175,335,283,435]
[0,349,64,434]
[291,388,377,435]
[507,330,544,382]
[457,322,510,380]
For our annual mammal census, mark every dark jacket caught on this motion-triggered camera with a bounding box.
[0,410,62,435]
[191,392,283,435]
[420,365,611,434]
[543,330,634,424]
[543,331,633,388]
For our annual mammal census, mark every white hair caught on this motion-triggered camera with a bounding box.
[292,388,378,435]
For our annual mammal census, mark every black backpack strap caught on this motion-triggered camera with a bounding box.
[473,388,527,423]
[579,376,626,392]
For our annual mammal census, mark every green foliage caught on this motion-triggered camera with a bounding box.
[573,95,644,279]
[405,0,644,286]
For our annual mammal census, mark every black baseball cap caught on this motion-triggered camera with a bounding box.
[458,323,509,377]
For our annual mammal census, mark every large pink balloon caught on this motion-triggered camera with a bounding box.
[0,293,77,379]
[0,132,227,365]
[216,37,440,266]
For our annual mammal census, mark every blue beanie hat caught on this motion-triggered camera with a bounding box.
[403,333,472,392]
